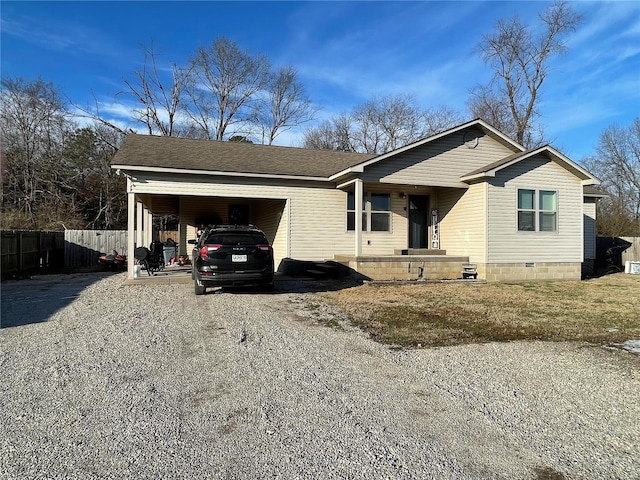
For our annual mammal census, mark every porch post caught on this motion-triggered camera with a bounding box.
[127,178,135,279]
[354,178,363,257]
[136,200,144,248]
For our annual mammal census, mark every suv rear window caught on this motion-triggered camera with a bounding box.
[205,233,268,245]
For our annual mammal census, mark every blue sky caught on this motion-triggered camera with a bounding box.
[1,1,639,161]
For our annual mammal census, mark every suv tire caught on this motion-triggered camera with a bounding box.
[194,278,206,295]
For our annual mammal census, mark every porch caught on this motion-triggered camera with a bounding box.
[334,249,472,281]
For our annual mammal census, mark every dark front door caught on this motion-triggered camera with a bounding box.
[409,195,429,249]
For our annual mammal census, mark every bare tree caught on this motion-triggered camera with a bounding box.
[70,46,194,138]
[185,36,270,141]
[421,105,466,137]
[302,114,355,152]
[583,118,640,236]
[468,0,583,147]
[0,76,74,226]
[302,120,339,151]
[119,45,194,137]
[258,65,316,145]
[63,125,126,229]
[303,94,462,154]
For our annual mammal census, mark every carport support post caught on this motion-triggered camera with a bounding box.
[355,178,363,257]
[127,179,136,279]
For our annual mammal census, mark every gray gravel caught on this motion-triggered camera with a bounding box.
[1,272,638,479]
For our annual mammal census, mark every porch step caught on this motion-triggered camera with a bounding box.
[394,249,446,256]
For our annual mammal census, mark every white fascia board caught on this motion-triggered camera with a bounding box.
[336,178,360,190]
[111,164,330,182]
[329,165,364,181]
[460,172,494,182]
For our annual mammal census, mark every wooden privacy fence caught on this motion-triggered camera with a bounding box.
[1,230,65,278]
[64,230,179,268]
[64,230,128,269]
[619,237,640,263]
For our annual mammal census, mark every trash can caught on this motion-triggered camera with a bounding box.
[163,244,176,265]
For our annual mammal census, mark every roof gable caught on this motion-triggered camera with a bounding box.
[460,145,600,185]
[329,118,525,181]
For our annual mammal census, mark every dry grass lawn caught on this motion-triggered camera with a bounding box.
[318,273,640,348]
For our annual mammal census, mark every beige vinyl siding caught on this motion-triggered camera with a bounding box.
[132,173,412,262]
[436,184,487,262]
[360,131,516,187]
[289,187,408,259]
[253,199,288,267]
[487,156,584,263]
[583,199,597,260]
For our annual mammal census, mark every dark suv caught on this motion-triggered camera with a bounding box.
[189,225,274,294]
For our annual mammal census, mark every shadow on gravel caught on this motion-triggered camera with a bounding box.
[207,278,365,295]
[0,272,115,328]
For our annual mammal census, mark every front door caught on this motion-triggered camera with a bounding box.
[408,195,429,249]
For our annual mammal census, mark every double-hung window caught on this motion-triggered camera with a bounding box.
[517,189,557,232]
[347,192,391,232]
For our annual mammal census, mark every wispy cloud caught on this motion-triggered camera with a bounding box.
[1,13,130,62]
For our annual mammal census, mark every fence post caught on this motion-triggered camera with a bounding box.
[17,231,23,274]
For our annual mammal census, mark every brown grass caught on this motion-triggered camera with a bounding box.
[318,274,640,348]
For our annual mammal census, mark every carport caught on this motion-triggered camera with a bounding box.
[124,186,290,280]
[112,134,371,282]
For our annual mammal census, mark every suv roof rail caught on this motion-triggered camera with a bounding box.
[207,224,259,230]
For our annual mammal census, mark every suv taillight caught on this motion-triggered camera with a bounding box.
[200,245,221,258]
[257,245,273,255]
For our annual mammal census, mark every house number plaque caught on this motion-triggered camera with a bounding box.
[431,209,439,249]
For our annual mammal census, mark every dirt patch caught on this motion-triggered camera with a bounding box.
[318,274,640,348]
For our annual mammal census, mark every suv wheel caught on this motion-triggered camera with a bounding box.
[194,278,206,295]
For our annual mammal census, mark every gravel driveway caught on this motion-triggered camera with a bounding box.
[1,273,638,479]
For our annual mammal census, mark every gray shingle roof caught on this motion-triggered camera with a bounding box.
[112,134,375,178]
[583,185,607,197]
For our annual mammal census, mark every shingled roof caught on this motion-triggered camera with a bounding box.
[112,134,375,178]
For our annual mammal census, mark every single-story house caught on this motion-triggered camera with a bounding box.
[111,118,603,282]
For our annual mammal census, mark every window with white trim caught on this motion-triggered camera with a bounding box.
[347,192,391,232]
[517,189,557,232]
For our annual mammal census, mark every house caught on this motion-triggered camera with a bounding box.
[111,119,602,282]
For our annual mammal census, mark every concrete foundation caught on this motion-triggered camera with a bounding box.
[479,262,582,282]
[334,255,469,281]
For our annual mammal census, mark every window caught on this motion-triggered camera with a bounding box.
[517,189,557,232]
[539,190,557,232]
[347,192,391,232]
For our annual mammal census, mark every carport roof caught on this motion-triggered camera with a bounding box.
[112,134,375,178]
